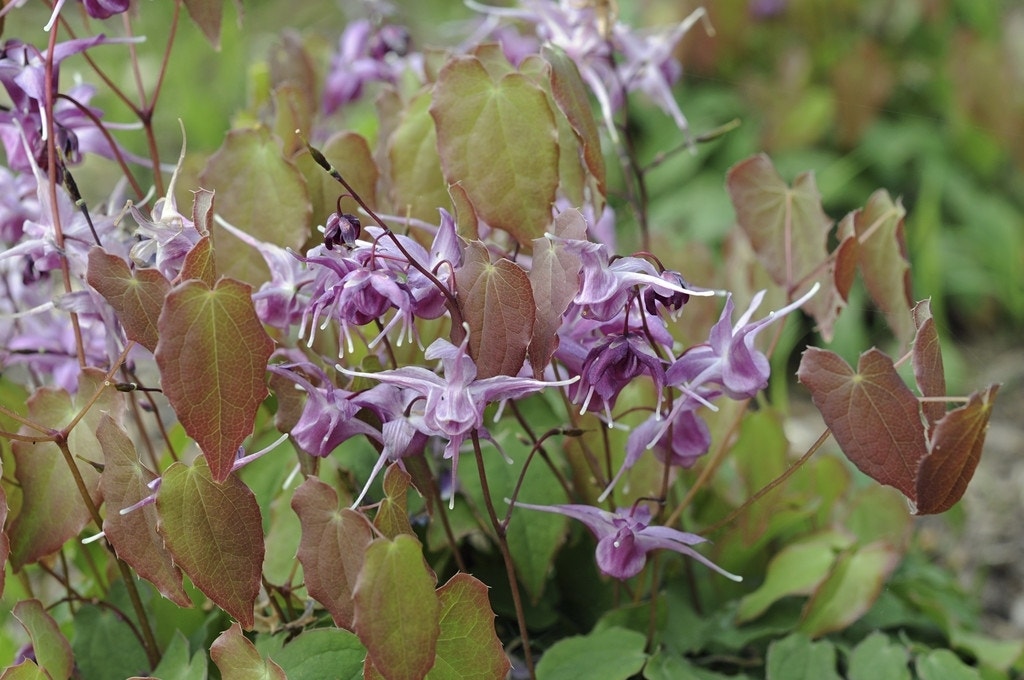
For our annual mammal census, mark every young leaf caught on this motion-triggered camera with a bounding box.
[528,213,584,378]
[200,127,311,284]
[291,478,374,629]
[912,299,947,430]
[8,369,121,569]
[432,55,559,248]
[211,623,286,680]
[97,415,191,607]
[797,347,927,500]
[726,154,833,316]
[432,573,511,679]
[155,277,274,482]
[915,384,999,515]
[11,600,73,680]
[86,247,170,352]
[179,235,216,287]
[374,464,415,539]
[850,190,914,349]
[542,45,606,196]
[182,0,226,49]
[353,535,441,680]
[455,242,536,379]
[157,458,264,629]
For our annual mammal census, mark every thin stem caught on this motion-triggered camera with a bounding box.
[703,428,832,536]
[507,401,575,501]
[470,432,535,680]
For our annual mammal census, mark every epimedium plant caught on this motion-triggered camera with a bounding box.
[0,1,1013,679]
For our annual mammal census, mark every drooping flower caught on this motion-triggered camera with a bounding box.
[512,500,741,581]
[666,284,819,400]
[323,20,412,114]
[576,332,666,420]
[338,330,578,506]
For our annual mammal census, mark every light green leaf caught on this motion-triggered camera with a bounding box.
[269,628,365,680]
[765,633,841,680]
[846,632,911,680]
[536,627,647,680]
[915,650,982,680]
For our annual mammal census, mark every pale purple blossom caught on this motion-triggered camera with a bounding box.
[512,501,741,581]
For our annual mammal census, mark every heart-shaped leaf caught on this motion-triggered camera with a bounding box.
[291,478,374,629]
[155,276,274,482]
[211,623,286,680]
[97,415,191,607]
[432,573,511,679]
[157,458,264,629]
[455,242,536,379]
[528,211,584,378]
[432,55,558,248]
[353,535,440,680]
[86,247,170,352]
[798,347,927,500]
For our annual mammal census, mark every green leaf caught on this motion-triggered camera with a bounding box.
[535,626,647,680]
[798,542,902,637]
[644,650,757,680]
[291,477,374,629]
[146,631,208,680]
[455,242,536,378]
[211,623,287,680]
[950,629,1024,673]
[428,573,511,680]
[157,458,264,629]
[846,632,911,680]
[98,415,191,607]
[374,463,416,539]
[11,600,73,680]
[432,56,559,248]
[268,628,365,680]
[389,90,451,225]
[765,633,841,680]
[8,369,122,569]
[0,661,48,679]
[155,276,274,482]
[87,246,170,352]
[200,127,311,284]
[915,650,982,680]
[71,604,149,679]
[736,531,852,623]
[353,534,441,680]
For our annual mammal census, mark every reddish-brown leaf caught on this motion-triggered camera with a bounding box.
[97,415,191,607]
[726,154,834,324]
[797,347,928,500]
[179,235,216,287]
[155,277,274,482]
[182,0,225,49]
[7,369,122,569]
[211,623,286,680]
[455,242,536,379]
[912,299,946,430]
[851,190,914,349]
[916,384,999,515]
[291,478,374,629]
[544,46,606,196]
[527,212,584,378]
[86,247,170,352]
[157,458,264,629]
[353,535,440,680]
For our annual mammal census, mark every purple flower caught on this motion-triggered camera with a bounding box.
[338,331,578,506]
[323,20,412,114]
[79,0,130,19]
[512,501,741,581]
[666,284,819,400]
[577,332,665,420]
